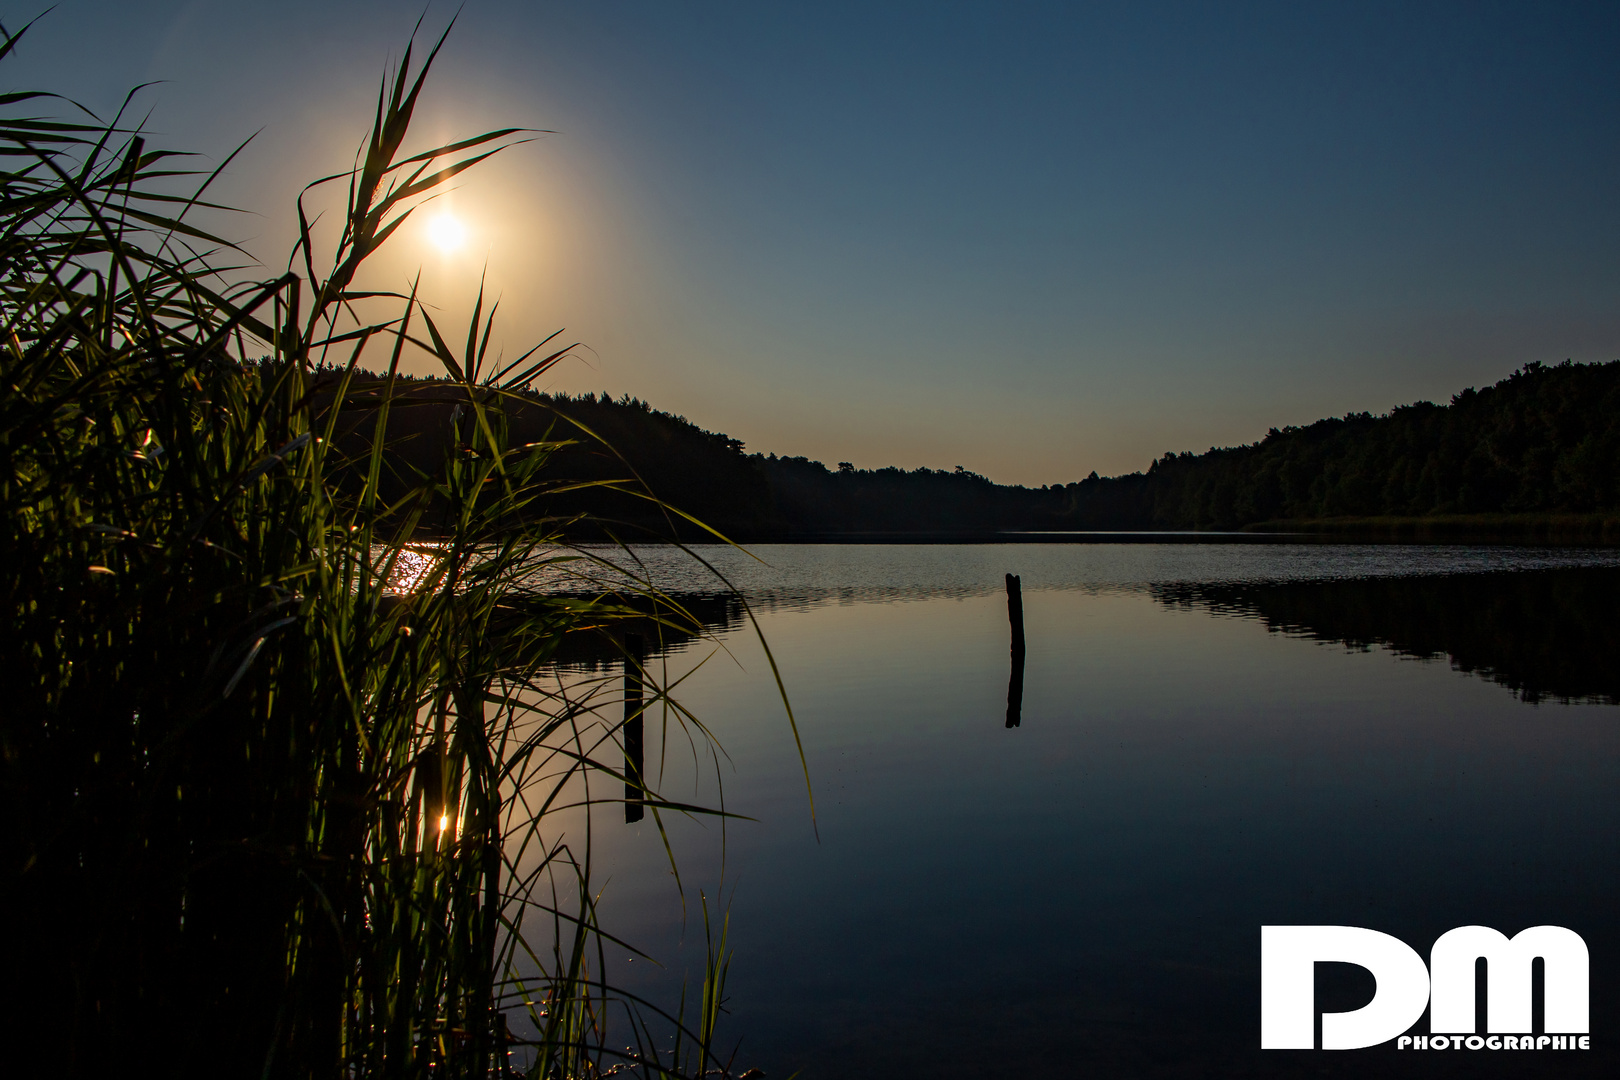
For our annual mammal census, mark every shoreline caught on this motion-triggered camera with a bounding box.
[637,514,1620,546]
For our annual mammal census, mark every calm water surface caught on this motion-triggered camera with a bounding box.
[565,544,1620,1078]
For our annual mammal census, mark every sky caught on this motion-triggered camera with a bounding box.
[7,1,1620,484]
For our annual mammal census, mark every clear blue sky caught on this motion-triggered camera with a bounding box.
[8,1,1620,484]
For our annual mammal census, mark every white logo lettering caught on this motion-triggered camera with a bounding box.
[1260,925,1589,1050]
[1430,925,1588,1034]
[1261,926,1430,1049]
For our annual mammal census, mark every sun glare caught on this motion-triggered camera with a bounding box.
[427,213,466,253]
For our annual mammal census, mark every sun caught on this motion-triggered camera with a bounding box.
[426,213,467,253]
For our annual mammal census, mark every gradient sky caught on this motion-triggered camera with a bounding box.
[9,1,1620,484]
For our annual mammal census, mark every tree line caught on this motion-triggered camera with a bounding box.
[1068,359,1620,530]
[336,359,1620,537]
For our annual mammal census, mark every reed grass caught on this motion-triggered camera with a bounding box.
[1,16,789,1078]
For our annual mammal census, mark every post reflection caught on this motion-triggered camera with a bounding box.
[623,632,644,824]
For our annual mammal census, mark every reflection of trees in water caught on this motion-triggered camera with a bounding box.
[1154,568,1620,705]
[541,588,992,670]
[543,594,747,670]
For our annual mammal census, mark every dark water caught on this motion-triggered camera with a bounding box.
[566,545,1620,1078]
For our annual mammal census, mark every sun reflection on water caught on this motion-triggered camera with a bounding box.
[385,547,441,593]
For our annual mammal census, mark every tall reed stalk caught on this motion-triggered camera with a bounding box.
[1,17,788,1078]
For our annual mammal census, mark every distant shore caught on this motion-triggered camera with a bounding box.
[1241,512,1620,543]
[707,514,1620,545]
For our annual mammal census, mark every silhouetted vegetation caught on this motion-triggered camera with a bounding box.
[3,21,775,1079]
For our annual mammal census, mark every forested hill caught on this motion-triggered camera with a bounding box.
[1075,359,1620,530]
[337,360,1620,537]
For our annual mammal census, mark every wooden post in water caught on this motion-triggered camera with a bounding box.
[623,632,645,823]
[1006,573,1025,728]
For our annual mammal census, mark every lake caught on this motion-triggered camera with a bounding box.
[546,543,1620,1078]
